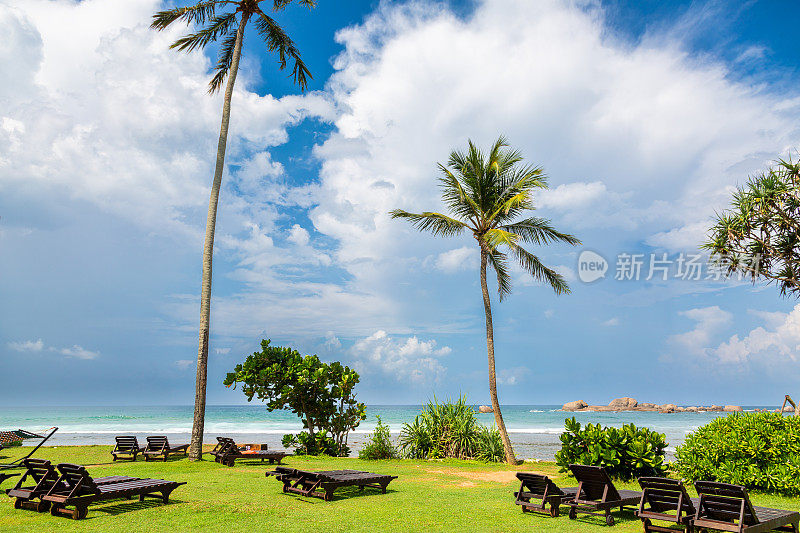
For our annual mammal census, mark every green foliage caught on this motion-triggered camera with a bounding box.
[390,136,580,299]
[555,418,668,480]
[150,0,314,94]
[359,416,399,460]
[398,397,503,462]
[704,157,800,297]
[281,430,343,457]
[224,339,366,456]
[675,412,800,495]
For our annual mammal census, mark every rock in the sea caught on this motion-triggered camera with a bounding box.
[563,400,588,411]
[478,405,493,413]
[723,405,742,412]
[638,402,657,409]
[710,405,723,411]
[659,404,677,413]
[685,406,699,412]
[674,406,686,412]
[608,397,638,409]
[783,405,795,413]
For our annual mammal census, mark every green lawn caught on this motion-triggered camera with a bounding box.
[1,445,798,532]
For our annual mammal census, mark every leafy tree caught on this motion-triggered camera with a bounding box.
[704,158,800,297]
[390,137,580,464]
[151,0,316,459]
[224,340,366,456]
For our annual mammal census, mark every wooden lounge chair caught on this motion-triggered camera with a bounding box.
[266,466,397,501]
[636,477,697,532]
[42,463,185,520]
[514,472,580,517]
[213,438,288,467]
[6,458,137,512]
[693,481,800,533]
[566,464,642,526]
[142,436,189,461]
[208,437,236,462]
[111,435,141,461]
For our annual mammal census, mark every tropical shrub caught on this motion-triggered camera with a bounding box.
[359,416,399,460]
[555,417,668,480]
[675,412,800,495]
[224,339,366,456]
[398,397,503,462]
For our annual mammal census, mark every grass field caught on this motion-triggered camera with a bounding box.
[1,445,798,532]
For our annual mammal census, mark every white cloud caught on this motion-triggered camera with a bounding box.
[602,318,620,327]
[7,338,99,360]
[323,332,342,351]
[497,366,530,385]
[287,224,310,246]
[646,221,711,251]
[59,345,99,360]
[434,246,476,273]
[669,306,733,356]
[544,309,555,319]
[215,348,230,355]
[175,359,195,370]
[350,330,451,384]
[306,0,800,326]
[7,339,44,352]
[710,305,800,365]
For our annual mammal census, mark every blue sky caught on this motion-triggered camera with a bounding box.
[2,0,800,406]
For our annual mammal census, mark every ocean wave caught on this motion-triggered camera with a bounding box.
[528,410,545,413]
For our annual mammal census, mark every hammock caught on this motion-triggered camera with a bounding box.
[0,427,58,469]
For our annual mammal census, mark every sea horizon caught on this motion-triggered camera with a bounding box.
[1,404,771,460]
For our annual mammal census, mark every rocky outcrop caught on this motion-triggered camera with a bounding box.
[563,400,588,411]
[608,397,638,409]
[560,399,744,413]
[478,405,494,413]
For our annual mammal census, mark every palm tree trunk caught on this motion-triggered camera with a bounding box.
[189,13,249,461]
[479,249,517,465]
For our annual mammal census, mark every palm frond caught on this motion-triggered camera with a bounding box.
[253,9,312,91]
[170,11,239,53]
[151,1,221,31]
[486,249,512,299]
[389,210,468,237]
[511,245,570,295]
[208,29,239,93]
[483,228,520,251]
[500,217,581,246]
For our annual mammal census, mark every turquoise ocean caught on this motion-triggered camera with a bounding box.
[0,405,758,460]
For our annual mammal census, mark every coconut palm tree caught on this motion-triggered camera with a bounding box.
[390,137,580,464]
[151,0,315,460]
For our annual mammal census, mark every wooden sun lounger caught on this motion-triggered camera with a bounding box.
[111,435,141,461]
[514,472,580,517]
[693,481,800,533]
[266,466,397,501]
[211,437,288,467]
[566,464,642,526]
[41,463,185,520]
[6,459,137,512]
[208,437,236,461]
[636,477,697,532]
[142,436,189,461]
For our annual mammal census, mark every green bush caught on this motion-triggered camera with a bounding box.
[281,430,345,456]
[359,416,399,460]
[675,412,800,495]
[555,417,668,480]
[398,397,503,462]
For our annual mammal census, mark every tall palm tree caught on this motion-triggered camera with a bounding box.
[151,0,315,460]
[390,137,580,464]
